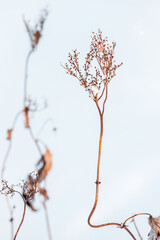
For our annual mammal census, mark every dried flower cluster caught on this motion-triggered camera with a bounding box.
[24,9,48,49]
[1,180,15,197]
[62,29,122,100]
[1,173,39,202]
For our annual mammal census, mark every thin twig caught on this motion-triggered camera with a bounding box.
[37,139,48,149]
[101,85,108,116]
[28,126,42,156]
[13,201,27,240]
[123,213,151,226]
[1,110,22,180]
[87,91,136,239]
[37,118,55,138]
[6,196,14,240]
[1,110,22,240]
[132,218,143,240]
[24,50,34,107]
[43,200,53,240]
[97,85,105,101]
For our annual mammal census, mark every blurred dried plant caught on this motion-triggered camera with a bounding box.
[1,8,54,240]
[24,8,48,50]
[1,174,39,240]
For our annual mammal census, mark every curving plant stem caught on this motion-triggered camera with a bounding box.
[87,85,137,240]
[123,213,151,226]
[1,110,23,180]
[13,197,27,240]
[1,110,22,240]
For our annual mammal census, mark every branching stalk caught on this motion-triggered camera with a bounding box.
[87,88,136,240]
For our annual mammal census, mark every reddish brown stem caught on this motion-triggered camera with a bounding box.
[13,201,27,240]
[87,89,136,240]
[87,99,103,227]
[97,85,105,101]
[123,213,151,226]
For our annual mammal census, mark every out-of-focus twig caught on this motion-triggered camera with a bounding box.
[131,218,143,240]
[43,200,53,240]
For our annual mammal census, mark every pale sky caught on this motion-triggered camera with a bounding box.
[0,0,160,239]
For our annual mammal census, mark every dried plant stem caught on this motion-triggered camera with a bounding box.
[1,110,22,180]
[123,213,151,226]
[132,218,143,240]
[24,50,34,107]
[87,87,136,240]
[13,200,27,240]
[28,126,42,156]
[1,110,22,240]
[43,200,53,240]
[6,196,14,240]
[1,141,12,180]
[37,118,55,138]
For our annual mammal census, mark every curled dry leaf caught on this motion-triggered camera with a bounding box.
[42,149,52,178]
[37,148,52,181]
[7,129,13,140]
[148,216,160,240]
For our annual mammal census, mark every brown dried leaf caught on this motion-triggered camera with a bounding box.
[42,148,52,178]
[148,216,160,239]
[7,129,13,140]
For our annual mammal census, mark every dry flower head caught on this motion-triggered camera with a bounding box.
[62,29,123,100]
[24,8,48,49]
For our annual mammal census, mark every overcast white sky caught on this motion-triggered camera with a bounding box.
[0,0,160,239]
